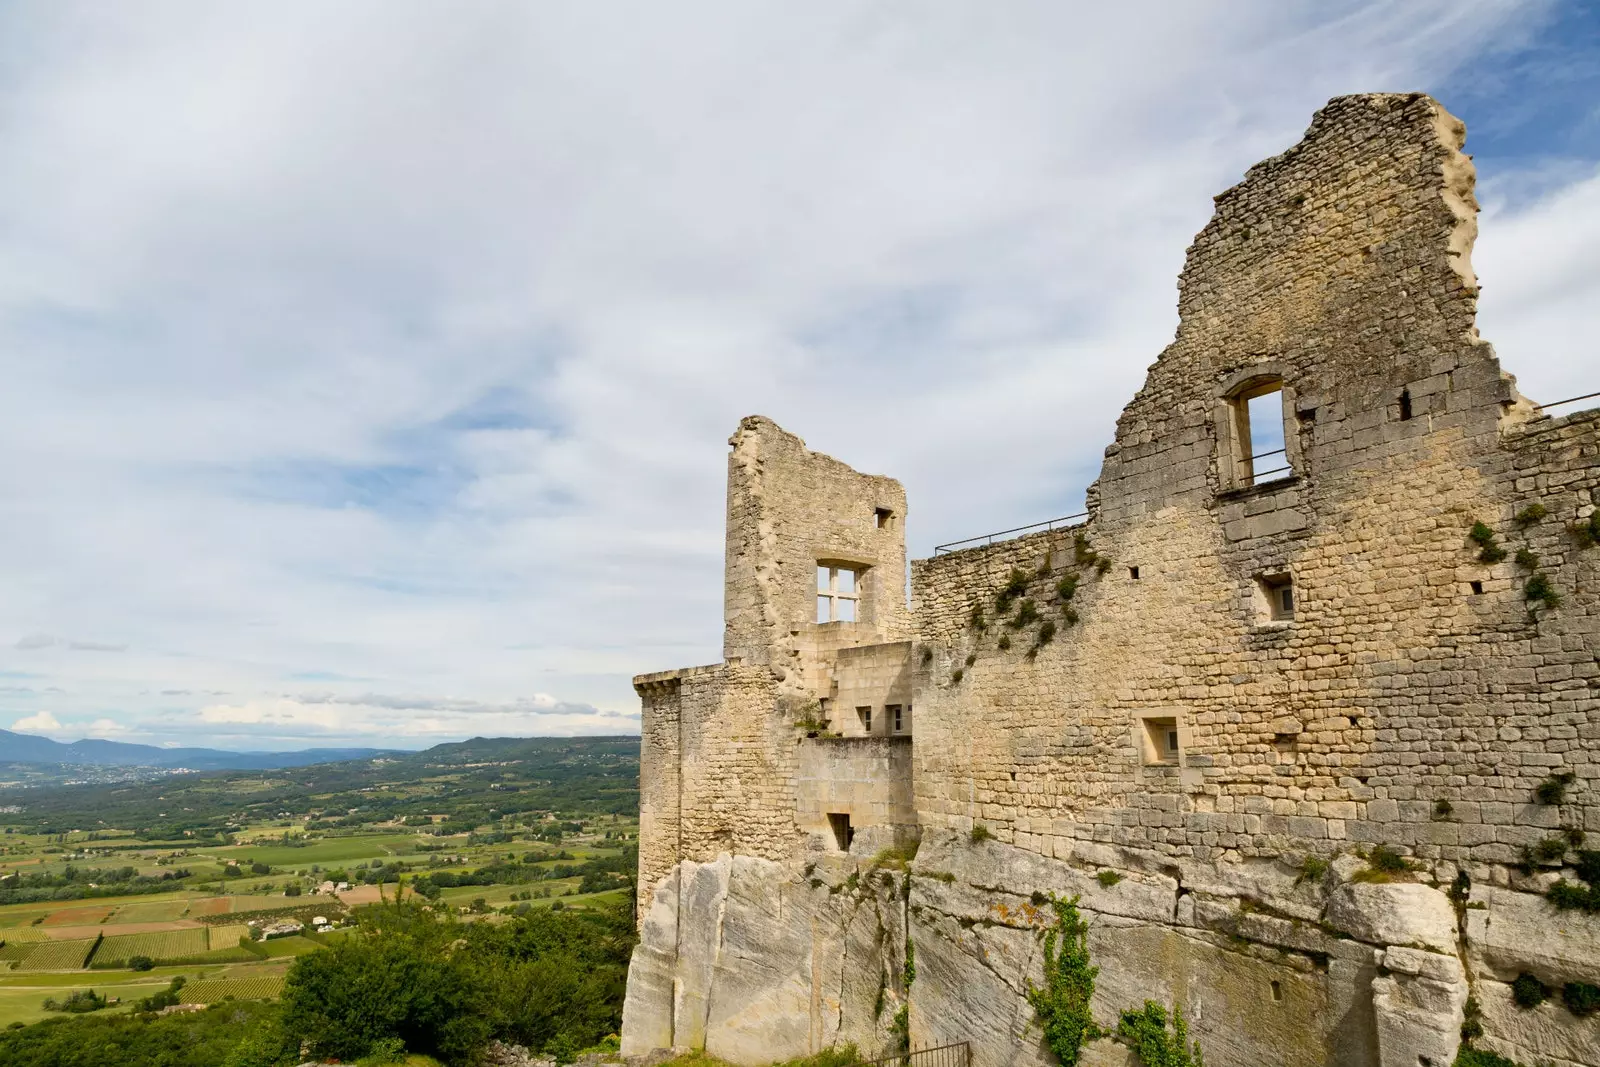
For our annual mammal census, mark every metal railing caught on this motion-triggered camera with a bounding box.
[933,513,1087,555]
[1536,390,1600,413]
[860,1042,971,1067]
[1245,446,1291,482]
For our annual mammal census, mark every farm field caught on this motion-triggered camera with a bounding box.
[93,927,209,966]
[216,832,423,867]
[179,972,288,1004]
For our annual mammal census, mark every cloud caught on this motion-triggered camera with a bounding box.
[11,711,63,733]
[0,2,1590,749]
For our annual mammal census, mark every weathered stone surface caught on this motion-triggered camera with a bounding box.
[1323,882,1457,954]
[1371,956,1468,1067]
[1465,885,1600,986]
[1475,977,1600,1067]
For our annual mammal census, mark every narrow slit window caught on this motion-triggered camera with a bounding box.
[816,564,862,623]
[857,706,872,734]
[889,704,903,733]
[1399,389,1413,421]
[827,813,853,852]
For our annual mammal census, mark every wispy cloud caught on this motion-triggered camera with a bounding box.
[0,1,1592,749]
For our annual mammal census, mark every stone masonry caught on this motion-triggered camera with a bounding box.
[622,94,1600,1067]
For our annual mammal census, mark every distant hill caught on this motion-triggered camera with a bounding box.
[0,728,394,771]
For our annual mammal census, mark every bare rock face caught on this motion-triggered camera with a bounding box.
[1323,882,1458,955]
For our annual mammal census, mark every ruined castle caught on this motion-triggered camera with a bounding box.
[620,94,1600,1067]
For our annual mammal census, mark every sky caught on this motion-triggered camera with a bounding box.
[0,2,1596,752]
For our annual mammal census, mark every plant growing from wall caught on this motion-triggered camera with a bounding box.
[1525,572,1561,610]
[1469,522,1507,563]
[1034,619,1057,650]
[969,823,992,844]
[1564,981,1600,1017]
[1460,995,1484,1042]
[1073,533,1100,569]
[1056,575,1080,602]
[966,653,977,667]
[1514,503,1548,527]
[902,938,916,989]
[997,569,1030,612]
[1026,894,1100,1067]
[951,668,964,685]
[890,1005,910,1054]
[1116,1001,1205,1067]
[1576,510,1600,547]
[1511,972,1548,1009]
[1546,849,1600,912]
[1433,799,1453,820]
[1514,548,1539,570]
[1536,771,1576,805]
[998,634,1012,651]
[1010,599,1040,629]
[970,605,987,633]
[1354,845,1414,882]
[1096,870,1122,888]
[1062,606,1079,627]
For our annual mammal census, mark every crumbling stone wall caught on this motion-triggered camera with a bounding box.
[626,93,1600,1067]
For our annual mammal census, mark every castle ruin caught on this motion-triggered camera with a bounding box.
[621,94,1600,1067]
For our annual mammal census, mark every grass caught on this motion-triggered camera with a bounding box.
[257,936,320,958]
[216,832,424,868]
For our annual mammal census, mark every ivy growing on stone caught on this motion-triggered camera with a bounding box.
[1116,1001,1205,1067]
[1025,894,1100,1066]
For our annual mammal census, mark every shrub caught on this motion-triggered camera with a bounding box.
[1469,522,1507,563]
[1514,503,1548,527]
[969,824,993,844]
[1062,606,1079,627]
[997,569,1030,611]
[1362,845,1412,879]
[1525,573,1561,609]
[1546,880,1600,912]
[902,939,915,989]
[1514,548,1540,570]
[1528,835,1568,864]
[1026,895,1100,1066]
[969,605,986,632]
[1511,972,1548,1009]
[1537,771,1576,806]
[1035,620,1057,648]
[951,669,964,685]
[1563,981,1600,1017]
[1010,599,1039,629]
[1116,1001,1205,1067]
[1460,995,1484,1042]
[1433,799,1453,820]
[965,653,977,667]
[1096,870,1122,888]
[1297,857,1328,884]
[128,955,154,971]
[1056,575,1080,602]
[998,635,1011,651]
[1453,1050,1523,1067]
[1574,849,1600,885]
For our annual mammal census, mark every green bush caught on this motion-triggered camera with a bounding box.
[1514,548,1539,570]
[997,569,1030,611]
[1056,575,1080,602]
[969,824,993,844]
[1514,503,1547,527]
[1537,771,1576,805]
[128,955,154,971]
[1096,870,1122,888]
[1116,1001,1205,1067]
[1010,599,1039,629]
[1469,522,1507,563]
[1525,573,1561,609]
[1453,1049,1524,1067]
[1563,981,1600,1017]
[1510,972,1548,1009]
[1026,895,1100,1066]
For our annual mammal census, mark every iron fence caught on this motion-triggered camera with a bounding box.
[933,513,1087,555]
[1535,390,1600,413]
[859,1042,971,1067]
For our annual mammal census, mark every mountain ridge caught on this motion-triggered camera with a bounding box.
[0,727,395,770]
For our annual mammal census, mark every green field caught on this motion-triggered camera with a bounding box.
[217,833,423,867]
[258,936,319,958]
[114,899,192,923]
[14,939,95,971]
[93,928,209,966]
[179,973,286,1004]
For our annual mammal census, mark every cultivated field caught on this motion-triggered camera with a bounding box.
[179,972,287,1004]
[93,927,209,966]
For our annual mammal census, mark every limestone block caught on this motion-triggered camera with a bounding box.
[1465,885,1600,986]
[1371,962,1467,1067]
[1323,882,1457,953]
[1475,976,1600,1067]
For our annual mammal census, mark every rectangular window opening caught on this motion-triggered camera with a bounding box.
[889,704,903,733]
[827,813,853,852]
[857,706,872,734]
[816,563,863,623]
[875,507,894,530]
[1399,389,1413,421]
[1140,716,1180,766]
[1256,573,1295,623]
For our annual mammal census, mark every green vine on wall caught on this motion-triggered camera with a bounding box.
[1117,1002,1206,1067]
[1026,895,1100,1066]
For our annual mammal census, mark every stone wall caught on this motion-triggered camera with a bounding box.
[795,736,916,847]
[625,93,1600,1067]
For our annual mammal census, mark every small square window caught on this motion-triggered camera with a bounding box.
[1256,574,1295,623]
[1140,716,1180,765]
[875,507,894,530]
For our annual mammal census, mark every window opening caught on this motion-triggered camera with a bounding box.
[817,564,861,623]
[1270,980,1283,1003]
[857,706,872,734]
[1140,716,1180,765]
[1129,566,1140,580]
[827,813,853,852]
[875,507,894,530]
[1399,389,1413,421]
[1226,379,1293,488]
[1256,574,1295,622]
[889,704,903,733]
[1469,580,1483,595]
